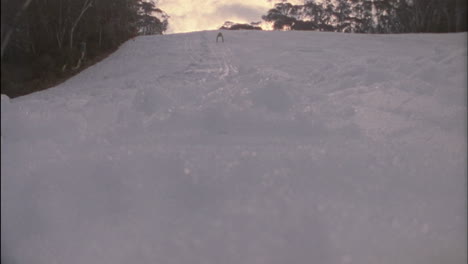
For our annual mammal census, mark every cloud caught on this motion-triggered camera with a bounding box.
[215,4,266,23]
[159,0,275,33]
[158,0,305,33]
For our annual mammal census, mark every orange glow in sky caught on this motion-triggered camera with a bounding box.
[158,0,302,34]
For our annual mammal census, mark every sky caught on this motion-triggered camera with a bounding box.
[158,0,302,33]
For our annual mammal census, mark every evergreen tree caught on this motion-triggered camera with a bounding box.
[138,0,168,35]
[261,0,466,33]
[262,3,297,30]
[334,0,353,32]
[1,0,169,97]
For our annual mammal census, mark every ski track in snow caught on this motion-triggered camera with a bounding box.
[1,31,466,264]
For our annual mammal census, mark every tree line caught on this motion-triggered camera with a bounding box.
[1,0,168,97]
[220,21,263,30]
[262,0,467,33]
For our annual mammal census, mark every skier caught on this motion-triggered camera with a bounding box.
[216,32,224,43]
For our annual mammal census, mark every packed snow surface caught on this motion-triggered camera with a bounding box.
[2,30,466,264]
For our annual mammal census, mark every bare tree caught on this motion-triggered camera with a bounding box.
[1,0,33,58]
[69,0,93,50]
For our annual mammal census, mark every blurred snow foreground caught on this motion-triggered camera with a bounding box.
[1,30,466,264]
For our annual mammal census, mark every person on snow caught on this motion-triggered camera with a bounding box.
[216,32,224,43]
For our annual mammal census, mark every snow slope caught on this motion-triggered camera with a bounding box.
[1,30,466,264]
